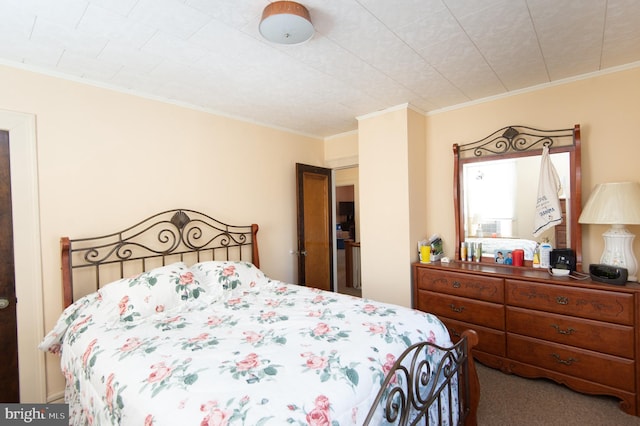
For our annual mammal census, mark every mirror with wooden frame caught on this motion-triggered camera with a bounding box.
[453,124,582,269]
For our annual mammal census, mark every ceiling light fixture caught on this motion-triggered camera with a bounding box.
[259,1,314,45]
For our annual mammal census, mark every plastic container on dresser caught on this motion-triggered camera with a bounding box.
[412,261,640,417]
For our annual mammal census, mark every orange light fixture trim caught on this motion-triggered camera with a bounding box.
[259,1,314,45]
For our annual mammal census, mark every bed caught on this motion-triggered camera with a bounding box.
[40,209,479,425]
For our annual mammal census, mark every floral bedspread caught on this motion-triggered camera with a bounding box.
[40,261,453,425]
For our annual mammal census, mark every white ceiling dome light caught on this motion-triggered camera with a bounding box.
[259,1,314,45]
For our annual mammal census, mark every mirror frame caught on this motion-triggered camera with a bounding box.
[453,124,582,269]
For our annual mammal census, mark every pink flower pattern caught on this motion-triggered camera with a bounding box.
[82,338,98,368]
[222,266,236,277]
[118,296,129,316]
[147,362,173,383]
[71,315,92,333]
[207,316,222,326]
[364,322,387,335]
[302,353,328,370]
[363,304,377,314]
[105,373,115,410]
[306,395,331,426]
[180,272,195,285]
[120,337,141,352]
[260,311,276,320]
[235,353,260,372]
[243,331,263,344]
[188,333,210,343]
[313,323,331,336]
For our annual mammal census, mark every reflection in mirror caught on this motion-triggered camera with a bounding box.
[453,125,582,268]
[463,153,570,259]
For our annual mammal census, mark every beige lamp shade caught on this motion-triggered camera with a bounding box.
[579,182,640,225]
[579,181,640,281]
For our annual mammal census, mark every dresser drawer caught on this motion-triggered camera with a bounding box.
[506,280,634,325]
[416,290,504,329]
[506,307,634,358]
[440,317,506,357]
[508,334,635,392]
[415,268,504,303]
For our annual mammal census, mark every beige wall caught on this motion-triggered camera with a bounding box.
[0,64,324,400]
[358,106,419,305]
[407,108,428,266]
[324,130,358,169]
[356,106,428,306]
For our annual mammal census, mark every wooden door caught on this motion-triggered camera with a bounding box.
[0,129,19,402]
[296,164,333,291]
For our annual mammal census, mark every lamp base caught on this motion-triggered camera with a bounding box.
[600,224,638,281]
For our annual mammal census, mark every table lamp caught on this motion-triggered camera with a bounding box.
[579,182,640,281]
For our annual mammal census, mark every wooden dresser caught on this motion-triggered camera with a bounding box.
[413,261,640,416]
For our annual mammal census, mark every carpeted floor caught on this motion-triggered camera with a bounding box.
[476,362,640,425]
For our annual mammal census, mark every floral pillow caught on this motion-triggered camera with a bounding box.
[190,261,267,297]
[98,262,207,322]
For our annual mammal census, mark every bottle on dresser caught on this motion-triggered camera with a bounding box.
[532,243,541,268]
[539,240,553,269]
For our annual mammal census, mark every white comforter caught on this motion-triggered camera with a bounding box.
[40,261,454,425]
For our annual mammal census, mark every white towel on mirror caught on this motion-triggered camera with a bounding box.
[533,146,563,237]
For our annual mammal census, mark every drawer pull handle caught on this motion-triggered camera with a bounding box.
[449,304,465,313]
[552,353,577,366]
[452,281,461,288]
[551,324,575,335]
[450,328,461,338]
[555,296,569,305]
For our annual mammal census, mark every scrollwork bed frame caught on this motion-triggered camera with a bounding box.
[61,208,259,307]
[59,208,479,425]
[364,329,479,425]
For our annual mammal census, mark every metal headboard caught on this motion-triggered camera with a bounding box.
[61,209,259,307]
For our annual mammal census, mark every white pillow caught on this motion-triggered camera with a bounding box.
[98,262,207,322]
[190,261,266,297]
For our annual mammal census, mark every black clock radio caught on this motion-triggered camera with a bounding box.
[589,264,628,285]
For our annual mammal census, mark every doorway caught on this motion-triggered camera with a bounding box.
[295,163,333,291]
[0,130,19,402]
[0,110,46,402]
[295,164,360,297]
[334,167,360,297]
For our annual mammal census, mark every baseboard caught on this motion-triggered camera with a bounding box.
[46,390,64,404]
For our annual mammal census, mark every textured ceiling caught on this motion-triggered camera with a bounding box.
[1,0,639,138]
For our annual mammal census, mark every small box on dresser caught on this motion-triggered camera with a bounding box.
[412,261,640,417]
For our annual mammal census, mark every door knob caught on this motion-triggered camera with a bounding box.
[0,298,9,310]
